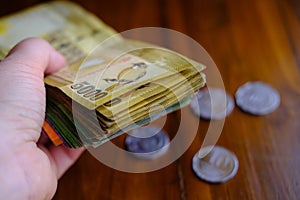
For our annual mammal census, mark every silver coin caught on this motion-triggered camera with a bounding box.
[125,126,170,159]
[235,81,280,115]
[192,145,239,183]
[190,88,234,120]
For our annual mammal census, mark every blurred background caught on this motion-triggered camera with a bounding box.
[1,0,300,199]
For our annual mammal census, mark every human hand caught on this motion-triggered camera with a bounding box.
[0,38,85,199]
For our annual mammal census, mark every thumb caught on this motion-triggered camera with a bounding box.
[5,37,65,75]
[0,37,65,144]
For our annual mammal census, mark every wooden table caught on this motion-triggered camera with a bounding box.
[1,0,300,199]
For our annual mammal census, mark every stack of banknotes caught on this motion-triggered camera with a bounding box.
[0,2,206,148]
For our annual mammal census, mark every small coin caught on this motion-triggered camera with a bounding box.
[235,81,280,115]
[192,145,239,183]
[190,88,234,120]
[125,126,170,159]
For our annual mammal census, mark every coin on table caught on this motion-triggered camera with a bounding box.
[125,126,170,159]
[192,145,239,183]
[235,81,280,115]
[190,88,235,120]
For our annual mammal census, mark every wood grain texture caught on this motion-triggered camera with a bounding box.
[1,0,300,199]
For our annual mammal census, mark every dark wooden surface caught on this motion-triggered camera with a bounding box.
[1,0,300,199]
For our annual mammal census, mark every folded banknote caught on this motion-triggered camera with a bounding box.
[0,2,206,148]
